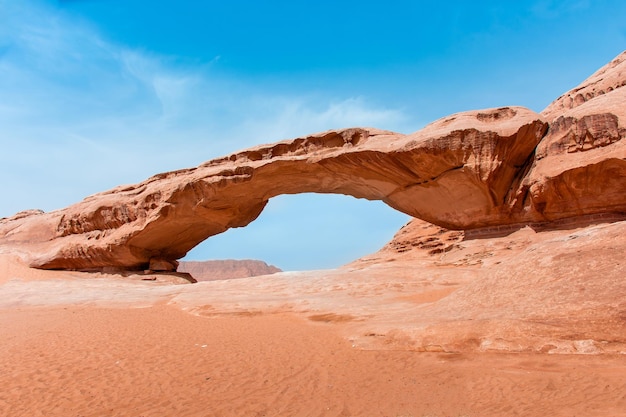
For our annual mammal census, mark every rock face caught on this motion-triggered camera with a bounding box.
[0,51,625,271]
[178,260,281,281]
[521,53,626,221]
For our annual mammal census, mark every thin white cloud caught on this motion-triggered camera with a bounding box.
[233,95,409,150]
[0,0,410,221]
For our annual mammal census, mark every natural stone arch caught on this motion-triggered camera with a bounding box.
[3,51,626,273]
[0,106,548,271]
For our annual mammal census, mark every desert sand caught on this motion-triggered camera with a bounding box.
[2,304,625,417]
[1,217,626,416]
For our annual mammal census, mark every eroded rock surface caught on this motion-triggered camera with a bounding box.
[521,51,626,221]
[1,51,625,271]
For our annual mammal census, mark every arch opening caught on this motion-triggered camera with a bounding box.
[182,193,410,271]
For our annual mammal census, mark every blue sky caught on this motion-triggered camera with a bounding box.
[1,0,624,270]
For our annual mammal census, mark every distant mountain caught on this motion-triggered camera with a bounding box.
[177,259,282,281]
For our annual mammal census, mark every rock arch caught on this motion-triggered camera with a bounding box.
[1,107,549,270]
[4,51,626,272]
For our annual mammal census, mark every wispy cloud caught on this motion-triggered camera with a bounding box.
[0,0,409,217]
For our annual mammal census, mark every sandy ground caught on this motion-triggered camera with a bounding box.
[1,219,626,416]
[2,305,625,417]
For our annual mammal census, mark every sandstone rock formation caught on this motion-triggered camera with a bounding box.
[178,260,281,281]
[0,51,624,271]
[523,52,626,221]
[349,216,626,354]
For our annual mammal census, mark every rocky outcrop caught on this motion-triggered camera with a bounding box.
[522,51,626,221]
[541,51,626,121]
[0,51,624,271]
[177,260,281,281]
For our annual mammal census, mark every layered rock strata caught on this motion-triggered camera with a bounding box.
[525,52,626,220]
